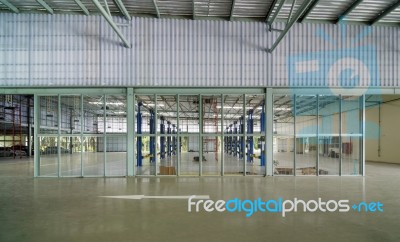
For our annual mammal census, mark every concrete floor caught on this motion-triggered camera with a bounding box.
[1,157,400,241]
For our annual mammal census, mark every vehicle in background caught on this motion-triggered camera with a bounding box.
[0,147,11,157]
[10,145,33,156]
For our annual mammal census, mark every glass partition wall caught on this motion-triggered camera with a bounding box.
[37,94,127,177]
[273,94,364,176]
[35,90,364,177]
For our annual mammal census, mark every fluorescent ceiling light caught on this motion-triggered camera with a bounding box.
[89,101,125,106]
[216,106,242,109]
[147,104,165,107]
[275,107,292,111]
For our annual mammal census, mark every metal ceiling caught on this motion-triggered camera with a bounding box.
[0,0,399,25]
[1,1,399,50]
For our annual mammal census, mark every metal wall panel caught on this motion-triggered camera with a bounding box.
[0,13,399,87]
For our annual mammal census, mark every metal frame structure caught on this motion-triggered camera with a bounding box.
[0,87,391,178]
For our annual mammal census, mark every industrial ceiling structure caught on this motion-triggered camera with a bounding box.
[1,0,400,51]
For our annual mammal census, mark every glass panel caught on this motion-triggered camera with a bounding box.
[202,95,221,134]
[83,95,103,134]
[60,96,81,135]
[0,95,32,157]
[38,136,58,176]
[156,95,177,176]
[179,135,199,175]
[296,95,317,175]
[106,136,126,176]
[136,136,156,175]
[158,134,177,176]
[319,96,340,175]
[40,96,58,134]
[342,136,361,175]
[246,135,265,175]
[60,136,81,176]
[273,95,294,175]
[202,136,221,176]
[342,96,362,175]
[105,95,127,134]
[222,95,244,175]
[82,136,104,176]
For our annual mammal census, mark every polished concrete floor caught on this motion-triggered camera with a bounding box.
[37,151,359,177]
[1,157,400,241]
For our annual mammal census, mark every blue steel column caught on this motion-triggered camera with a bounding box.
[172,124,177,155]
[149,109,156,163]
[136,102,143,167]
[260,103,266,166]
[167,121,172,157]
[228,124,233,155]
[233,121,238,157]
[239,116,244,159]
[247,109,254,163]
[160,116,165,159]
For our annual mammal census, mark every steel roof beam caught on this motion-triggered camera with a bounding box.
[192,0,195,20]
[370,0,400,25]
[335,0,363,24]
[152,0,161,18]
[268,0,315,52]
[0,0,19,13]
[230,0,236,21]
[91,0,131,48]
[36,0,53,14]
[265,0,279,22]
[268,0,286,25]
[114,0,131,20]
[298,0,320,23]
[73,0,90,16]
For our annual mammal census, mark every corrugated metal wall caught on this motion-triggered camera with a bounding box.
[0,13,399,87]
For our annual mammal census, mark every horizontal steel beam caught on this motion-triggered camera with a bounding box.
[370,0,400,25]
[91,0,131,48]
[36,0,53,14]
[0,0,19,13]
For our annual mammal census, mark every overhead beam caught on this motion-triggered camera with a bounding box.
[268,0,315,52]
[36,0,53,14]
[268,0,286,25]
[152,0,161,18]
[298,0,320,23]
[114,0,131,20]
[192,0,195,20]
[91,0,131,48]
[370,0,400,25]
[335,0,363,24]
[73,0,90,16]
[0,0,19,13]
[265,0,279,22]
[229,0,236,21]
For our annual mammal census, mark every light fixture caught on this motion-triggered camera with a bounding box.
[147,103,165,107]
[89,101,125,106]
[275,107,292,111]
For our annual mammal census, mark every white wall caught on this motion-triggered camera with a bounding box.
[366,99,400,164]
